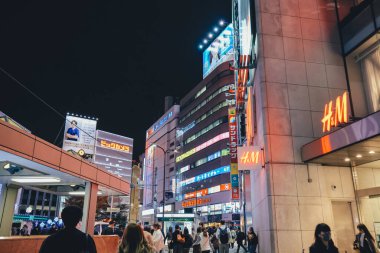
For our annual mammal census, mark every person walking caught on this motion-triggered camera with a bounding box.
[166,227,174,253]
[210,232,220,253]
[229,227,236,249]
[236,228,247,253]
[247,227,258,253]
[200,229,212,253]
[309,223,338,253]
[354,223,376,253]
[144,226,155,250]
[153,223,165,253]
[183,227,193,253]
[119,223,153,253]
[216,220,230,253]
[39,206,97,253]
[193,227,202,253]
[173,225,185,253]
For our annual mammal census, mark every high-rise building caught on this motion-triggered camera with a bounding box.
[232,0,380,252]
[175,63,239,223]
[142,103,180,224]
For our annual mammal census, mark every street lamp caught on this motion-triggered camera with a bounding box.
[152,144,178,229]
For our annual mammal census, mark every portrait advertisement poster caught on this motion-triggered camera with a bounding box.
[203,23,234,78]
[62,115,97,160]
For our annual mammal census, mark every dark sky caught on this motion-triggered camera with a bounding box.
[0,0,231,159]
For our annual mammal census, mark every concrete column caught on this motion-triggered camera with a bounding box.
[0,184,20,236]
[81,182,98,235]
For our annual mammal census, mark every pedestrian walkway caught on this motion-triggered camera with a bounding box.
[162,245,246,253]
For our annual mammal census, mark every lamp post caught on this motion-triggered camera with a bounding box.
[152,144,177,230]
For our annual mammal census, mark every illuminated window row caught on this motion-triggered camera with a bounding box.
[184,116,227,145]
[195,86,206,99]
[178,149,229,174]
[178,165,230,187]
[178,100,232,137]
[180,84,233,123]
[176,132,229,162]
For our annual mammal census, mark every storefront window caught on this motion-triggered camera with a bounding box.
[360,46,380,113]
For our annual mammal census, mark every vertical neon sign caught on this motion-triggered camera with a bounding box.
[228,107,240,200]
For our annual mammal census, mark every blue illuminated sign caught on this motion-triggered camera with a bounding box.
[180,165,230,187]
[154,111,173,131]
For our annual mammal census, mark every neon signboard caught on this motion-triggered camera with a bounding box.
[146,106,179,139]
[237,146,263,170]
[99,140,131,153]
[178,165,231,187]
[228,107,240,200]
[176,132,229,162]
[184,183,231,200]
[321,91,349,132]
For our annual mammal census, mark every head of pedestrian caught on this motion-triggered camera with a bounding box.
[175,225,180,231]
[184,227,189,236]
[357,223,375,240]
[314,223,332,243]
[220,220,225,226]
[153,223,160,230]
[197,227,202,234]
[120,223,149,253]
[61,205,82,229]
[144,226,151,233]
[169,226,173,233]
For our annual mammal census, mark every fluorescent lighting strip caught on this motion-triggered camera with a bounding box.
[11,177,61,183]
[68,191,103,195]
[176,132,229,162]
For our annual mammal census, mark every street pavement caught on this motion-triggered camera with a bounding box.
[163,245,247,253]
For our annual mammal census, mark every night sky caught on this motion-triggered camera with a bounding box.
[0,0,231,159]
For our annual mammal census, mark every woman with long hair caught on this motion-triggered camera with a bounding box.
[119,223,153,253]
[355,223,376,253]
[247,227,258,253]
[183,227,193,253]
[309,223,338,253]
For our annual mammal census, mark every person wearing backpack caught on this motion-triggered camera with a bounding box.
[216,220,231,253]
[183,227,193,253]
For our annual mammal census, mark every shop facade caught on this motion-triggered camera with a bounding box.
[239,0,380,252]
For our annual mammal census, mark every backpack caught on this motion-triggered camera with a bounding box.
[219,228,229,244]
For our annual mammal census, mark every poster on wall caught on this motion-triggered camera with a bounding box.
[203,23,234,78]
[62,115,97,160]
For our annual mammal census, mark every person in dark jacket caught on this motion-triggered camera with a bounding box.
[309,223,338,253]
[183,227,193,253]
[236,228,247,253]
[173,225,184,253]
[39,206,97,253]
[354,223,376,253]
[247,227,258,253]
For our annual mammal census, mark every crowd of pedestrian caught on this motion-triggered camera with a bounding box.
[36,206,380,253]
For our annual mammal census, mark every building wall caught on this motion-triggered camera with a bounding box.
[250,0,359,252]
[143,105,179,222]
[175,62,235,216]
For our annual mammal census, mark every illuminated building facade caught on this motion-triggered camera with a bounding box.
[175,60,240,223]
[233,0,380,252]
[142,102,180,224]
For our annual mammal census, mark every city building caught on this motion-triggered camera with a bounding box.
[142,98,180,224]
[175,57,239,224]
[232,0,380,252]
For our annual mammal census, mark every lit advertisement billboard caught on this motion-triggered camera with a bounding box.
[62,115,97,160]
[178,165,231,187]
[94,130,133,179]
[203,23,234,78]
